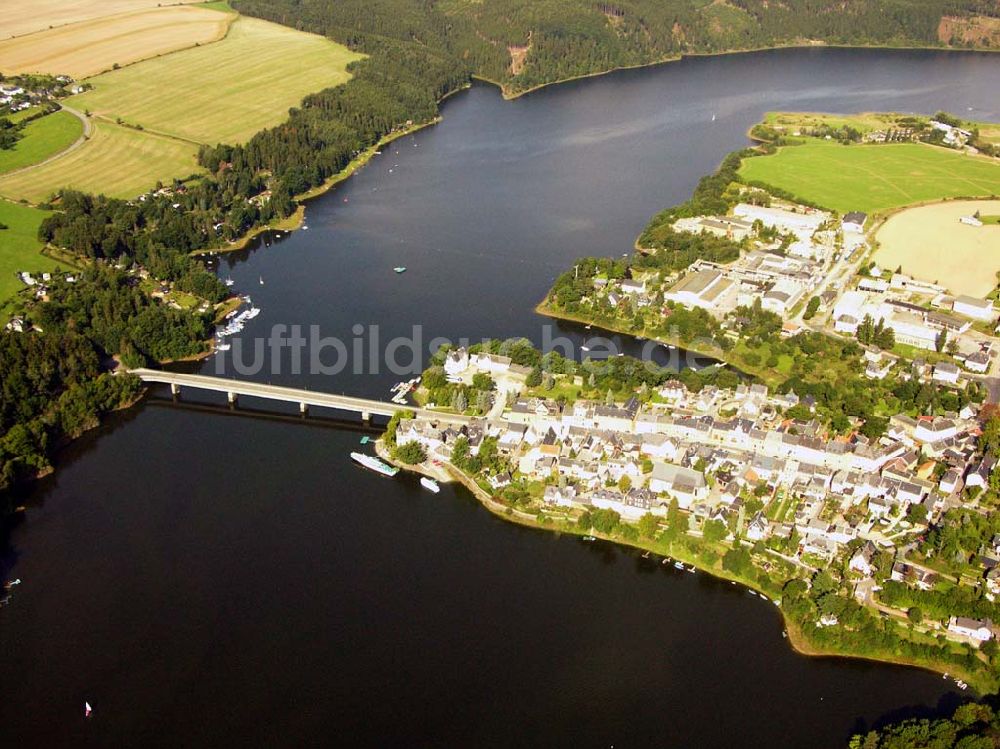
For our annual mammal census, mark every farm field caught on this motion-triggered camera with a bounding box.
[0,120,200,203]
[873,199,1000,297]
[0,110,83,175]
[2,0,203,40]
[71,16,364,144]
[0,201,59,304]
[739,139,1000,215]
[0,5,233,79]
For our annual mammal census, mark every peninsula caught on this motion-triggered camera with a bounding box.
[379,111,1000,692]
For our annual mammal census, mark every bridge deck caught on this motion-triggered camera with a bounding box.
[130,369,471,425]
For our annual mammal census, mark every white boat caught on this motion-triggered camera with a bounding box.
[673,561,684,570]
[259,276,264,285]
[85,702,92,718]
[420,477,440,493]
[350,452,399,477]
[224,278,234,287]
[581,346,590,352]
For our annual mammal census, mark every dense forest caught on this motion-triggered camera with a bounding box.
[850,699,1000,748]
[235,0,999,95]
[0,264,216,504]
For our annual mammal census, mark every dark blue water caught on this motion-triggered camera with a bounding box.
[3,47,999,747]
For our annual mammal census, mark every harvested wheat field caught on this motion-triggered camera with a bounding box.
[2,0,203,40]
[874,200,1000,297]
[71,16,364,144]
[0,6,232,79]
[0,119,201,203]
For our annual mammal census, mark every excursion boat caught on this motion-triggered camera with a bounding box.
[420,477,440,493]
[350,452,399,477]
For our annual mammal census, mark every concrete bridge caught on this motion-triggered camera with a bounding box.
[130,369,472,425]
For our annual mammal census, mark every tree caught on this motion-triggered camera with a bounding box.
[637,512,659,539]
[702,518,727,543]
[392,441,426,464]
[803,296,820,320]
[664,498,688,540]
[618,475,632,493]
[935,328,948,353]
[907,606,923,624]
[471,373,495,391]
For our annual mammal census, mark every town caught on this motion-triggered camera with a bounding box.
[387,338,1000,673]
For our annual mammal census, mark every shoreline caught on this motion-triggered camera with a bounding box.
[487,41,999,101]
[533,296,769,382]
[378,440,994,693]
[195,93,464,256]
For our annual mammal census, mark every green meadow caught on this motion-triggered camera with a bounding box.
[0,200,59,303]
[739,139,1000,215]
[0,109,82,175]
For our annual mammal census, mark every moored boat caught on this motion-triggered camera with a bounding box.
[350,452,399,477]
[420,477,440,493]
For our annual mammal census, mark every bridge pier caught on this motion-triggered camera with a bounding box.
[228,391,237,407]
[362,410,371,422]
[170,382,180,397]
[299,402,308,416]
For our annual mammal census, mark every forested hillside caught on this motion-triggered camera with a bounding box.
[235,0,1000,95]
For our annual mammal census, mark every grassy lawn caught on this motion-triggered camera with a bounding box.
[761,111,915,135]
[0,119,201,203]
[0,110,82,175]
[739,139,1000,215]
[0,201,60,303]
[71,16,364,144]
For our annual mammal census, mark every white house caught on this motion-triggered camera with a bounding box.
[543,485,578,507]
[444,347,469,376]
[842,212,867,233]
[948,616,993,644]
[932,362,960,385]
[953,295,996,322]
[648,462,708,508]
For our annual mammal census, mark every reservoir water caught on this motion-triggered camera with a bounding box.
[3,47,1000,747]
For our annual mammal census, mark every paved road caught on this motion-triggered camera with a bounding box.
[130,368,473,425]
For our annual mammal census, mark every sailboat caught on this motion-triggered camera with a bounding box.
[85,702,92,718]
[711,113,717,122]
[259,276,264,285]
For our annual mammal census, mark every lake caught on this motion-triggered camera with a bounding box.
[3,46,1000,747]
